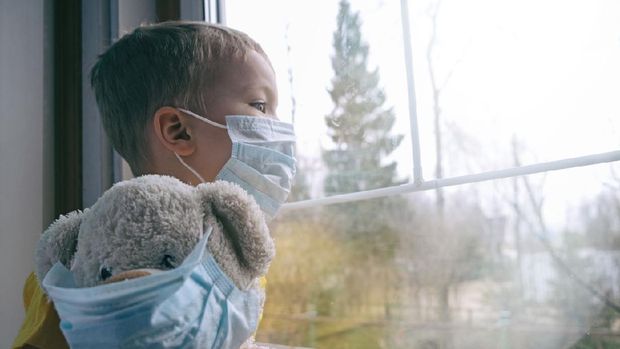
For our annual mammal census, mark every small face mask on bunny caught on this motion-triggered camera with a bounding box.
[35,175,274,349]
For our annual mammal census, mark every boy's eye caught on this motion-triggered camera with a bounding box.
[249,101,266,113]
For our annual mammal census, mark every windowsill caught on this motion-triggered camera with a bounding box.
[256,343,313,349]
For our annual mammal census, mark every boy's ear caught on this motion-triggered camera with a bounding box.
[35,210,86,283]
[152,106,196,156]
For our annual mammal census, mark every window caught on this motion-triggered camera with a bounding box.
[226,0,620,348]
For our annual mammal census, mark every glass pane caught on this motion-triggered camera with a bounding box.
[406,0,620,178]
[258,162,620,348]
[226,0,414,200]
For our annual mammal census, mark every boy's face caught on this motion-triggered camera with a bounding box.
[181,50,279,183]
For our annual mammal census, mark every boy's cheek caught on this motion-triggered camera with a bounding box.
[194,136,232,180]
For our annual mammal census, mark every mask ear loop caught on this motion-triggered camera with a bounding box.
[174,108,227,185]
[178,108,228,130]
[175,153,206,184]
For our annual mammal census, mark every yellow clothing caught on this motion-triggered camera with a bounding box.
[12,272,68,349]
[13,272,266,349]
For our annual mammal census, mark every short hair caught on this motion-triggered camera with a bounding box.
[90,21,268,175]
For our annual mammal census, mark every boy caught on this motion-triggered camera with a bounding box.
[13,21,295,348]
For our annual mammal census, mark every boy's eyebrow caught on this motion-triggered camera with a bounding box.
[241,83,277,101]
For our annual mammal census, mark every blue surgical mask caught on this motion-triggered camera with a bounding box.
[42,225,262,349]
[175,109,296,218]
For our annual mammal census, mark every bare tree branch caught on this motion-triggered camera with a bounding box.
[439,38,472,91]
[285,22,297,123]
[426,0,444,216]
[519,172,620,313]
[498,143,620,313]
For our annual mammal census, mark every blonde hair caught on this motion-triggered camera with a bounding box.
[90,21,268,175]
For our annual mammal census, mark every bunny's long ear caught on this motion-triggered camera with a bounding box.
[35,210,85,283]
[197,181,275,289]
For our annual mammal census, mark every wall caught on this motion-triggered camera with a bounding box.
[0,0,54,347]
[0,1,196,346]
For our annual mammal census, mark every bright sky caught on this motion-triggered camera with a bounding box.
[226,0,620,230]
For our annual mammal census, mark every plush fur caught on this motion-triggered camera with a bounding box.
[35,175,274,291]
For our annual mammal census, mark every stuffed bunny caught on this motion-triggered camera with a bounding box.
[34,175,276,348]
[35,174,274,292]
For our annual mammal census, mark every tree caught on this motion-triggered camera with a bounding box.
[284,22,311,203]
[318,1,410,345]
[323,0,405,198]
[421,0,457,335]
[322,0,406,240]
[322,0,408,292]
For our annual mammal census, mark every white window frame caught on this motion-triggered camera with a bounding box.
[205,0,225,25]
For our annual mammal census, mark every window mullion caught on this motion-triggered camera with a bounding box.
[400,0,424,185]
[205,0,225,24]
[283,150,620,212]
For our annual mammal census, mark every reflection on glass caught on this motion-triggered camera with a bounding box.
[259,163,620,348]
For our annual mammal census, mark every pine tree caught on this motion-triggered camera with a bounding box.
[322,0,406,243]
[322,0,408,317]
[323,0,405,197]
[308,3,414,345]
